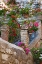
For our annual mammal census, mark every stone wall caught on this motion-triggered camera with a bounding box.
[0,38,33,64]
[1,25,9,41]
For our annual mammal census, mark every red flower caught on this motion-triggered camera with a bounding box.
[18,42,23,46]
[18,23,20,28]
[10,28,17,37]
[13,33,16,36]
[16,23,20,28]
[40,62,42,64]
[21,46,25,49]
[10,33,14,36]
[31,30,34,33]
[10,33,16,37]
[12,20,14,22]
[24,48,30,55]
[34,22,39,27]
[11,15,16,18]
[12,28,16,33]
[36,8,41,12]
[29,26,32,28]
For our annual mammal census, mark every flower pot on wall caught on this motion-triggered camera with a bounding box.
[23,14,29,18]
[35,8,41,12]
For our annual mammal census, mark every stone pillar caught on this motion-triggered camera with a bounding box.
[20,24,29,47]
[1,25,9,41]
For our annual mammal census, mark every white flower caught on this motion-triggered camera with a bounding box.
[40,54,42,57]
[37,50,39,52]
[39,57,42,59]
[0,8,2,10]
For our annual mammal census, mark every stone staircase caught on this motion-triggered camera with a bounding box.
[0,20,41,64]
[0,21,41,49]
[28,21,41,49]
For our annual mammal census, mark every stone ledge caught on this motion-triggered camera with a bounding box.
[28,34,41,49]
[0,38,33,64]
[0,38,24,51]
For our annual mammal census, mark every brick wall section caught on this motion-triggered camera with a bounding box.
[0,38,34,64]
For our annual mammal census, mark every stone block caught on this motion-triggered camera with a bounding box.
[2,54,8,61]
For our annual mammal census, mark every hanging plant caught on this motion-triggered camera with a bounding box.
[7,10,20,43]
[20,7,30,18]
[7,0,16,5]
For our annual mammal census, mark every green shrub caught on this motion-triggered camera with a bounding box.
[31,48,42,64]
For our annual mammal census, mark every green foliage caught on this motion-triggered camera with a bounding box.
[36,12,42,15]
[0,21,4,27]
[8,18,17,28]
[8,17,20,43]
[0,9,7,16]
[6,9,20,43]
[20,7,29,14]
[13,6,19,13]
[31,48,42,64]
[7,10,16,17]
[16,14,21,18]
[30,26,38,32]
[20,20,30,25]
[31,20,36,22]
[38,12,42,15]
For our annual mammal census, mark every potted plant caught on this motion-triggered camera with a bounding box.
[35,8,41,13]
[28,21,39,41]
[20,20,30,29]
[20,7,29,18]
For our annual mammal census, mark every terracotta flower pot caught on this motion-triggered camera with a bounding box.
[23,14,29,18]
[36,8,41,12]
